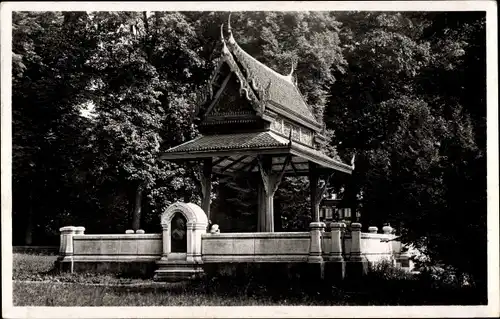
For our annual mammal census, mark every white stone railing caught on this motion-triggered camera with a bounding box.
[58,227,163,272]
[58,211,408,277]
[360,227,396,264]
[201,232,310,262]
[72,233,162,261]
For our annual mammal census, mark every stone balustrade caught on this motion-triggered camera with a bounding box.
[202,232,310,263]
[57,207,407,280]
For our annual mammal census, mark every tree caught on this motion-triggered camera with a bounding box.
[325,11,486,287]
[12,11,98,244]
[84,11,205,231]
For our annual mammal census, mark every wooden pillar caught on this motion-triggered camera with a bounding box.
[200,158,212,222]
[309,163,335,223]
[257,155,290,232]
[257,156,274,232]
[257,178,262,231]
[257,179,274,232]
[309,162,320,222]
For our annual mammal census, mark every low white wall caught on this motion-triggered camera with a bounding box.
[72,234,162,262]
[201,232,310,263]
[360,233,396,264]
[60,228,406,269]
[321,232,332,255]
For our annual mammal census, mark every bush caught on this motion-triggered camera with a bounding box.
[367,259,415,281]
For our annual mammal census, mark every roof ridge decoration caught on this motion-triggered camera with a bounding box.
[220,15,321,131]
[284,57,297,84]
[220,23,230,56]
[202,20,264,119]
[225,14,297,88]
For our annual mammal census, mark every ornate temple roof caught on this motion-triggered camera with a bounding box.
[202,21,322,132]
[160,17,353,176]
[161,131,353,174]
[225,35,320,128]
[164,131,288,154]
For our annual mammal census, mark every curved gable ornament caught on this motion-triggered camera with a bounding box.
[161,202,208,228]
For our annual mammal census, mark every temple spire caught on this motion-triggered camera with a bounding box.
[227,12,235,44]
[288,58,297,77]
[285,57,298,84]
[220,24,229,54]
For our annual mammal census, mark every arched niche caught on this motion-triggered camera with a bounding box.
[171,212,187,253]
[160,202,208,263]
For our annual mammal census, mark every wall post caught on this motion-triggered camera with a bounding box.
[307,221,325,280]
[345,222,368,280]
[160,222,170,261]
[324,222,345,282]
[382,225,393,235]
[382,225,396,265]
[58,226,77,273]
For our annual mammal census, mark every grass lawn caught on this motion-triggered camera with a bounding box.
[12,253,486,306]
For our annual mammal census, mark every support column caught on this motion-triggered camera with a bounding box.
[257,155,290,232]
[309,162,333,223]
[200,158,212,221]
[257,179,269,232]
[308,163,323,267]
[307,162,334,278]
[309,162,320,222]
[257,156,274,232]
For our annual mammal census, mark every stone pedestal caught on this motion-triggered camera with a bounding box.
[345,223,368,281]
[306,222,325,280]
[324,222,345,282]
[307,222,325,263]
[57,226,85,273]
[382,225,393,235]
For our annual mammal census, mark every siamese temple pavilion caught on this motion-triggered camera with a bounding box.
[56,18,411,281]
[160,20,354,232]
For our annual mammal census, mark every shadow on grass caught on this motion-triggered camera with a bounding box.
[13,254,487,306]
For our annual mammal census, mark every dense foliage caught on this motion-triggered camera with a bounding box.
[11,11,486,287]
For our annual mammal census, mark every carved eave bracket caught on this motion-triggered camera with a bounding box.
[315,173,335,206]
[257,154,292,196]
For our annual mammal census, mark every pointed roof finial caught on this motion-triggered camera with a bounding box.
[220,24,229,54]
[288,57,297,77]
[227,12,236,44]
[284,57,298,84]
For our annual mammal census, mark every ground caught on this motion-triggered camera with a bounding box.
[12,253,486,306]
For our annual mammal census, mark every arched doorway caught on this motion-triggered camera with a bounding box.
[170,212,187,253]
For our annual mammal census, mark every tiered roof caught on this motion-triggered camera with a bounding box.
[161,19,353,176]
[225,35,320,129]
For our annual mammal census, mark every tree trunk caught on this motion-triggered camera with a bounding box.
[131,183,144,231]
[24,207,34,245]
[184,192,191,203]
[24,188,34,245]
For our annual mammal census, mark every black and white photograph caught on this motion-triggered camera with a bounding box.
[1,1,498,318]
